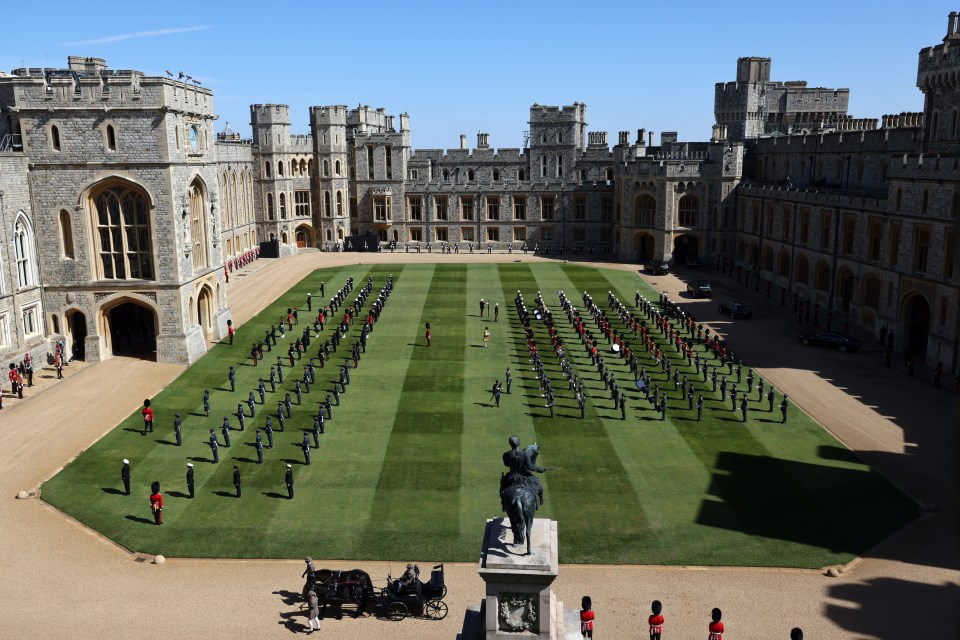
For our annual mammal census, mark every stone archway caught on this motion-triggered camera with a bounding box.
[101,299,158,360]
[633,233,654,262]
[673,233,699,264]
[197,285,214,338]
[295,224,315,248]
[65,309,87,361]
[902,294,931,357]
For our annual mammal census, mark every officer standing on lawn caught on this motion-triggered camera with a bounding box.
[229,366,236,392]
[248,393,256,418]
[221,418,232,447]
[277,408,286,432]
[740,395,749,422]
[269,366,277,392]
[203,389,210,416]
[121,459,131,495]
[255,430,264,464]
[332,384,340,406]
[285,464,294,499]
[173,413,182,446]
[312,416,321,448]
[295,380,303,405]
[209,429,219,463]
[619,392,626,420]
[757,377,765,401]
[696,394,704,422]
[324,395,332,420]
[264,417,274,447]
[257,380,266,404]
[780,395,790,423]
[768,386,776,412]
[302,432,311,465]
[233,466,241,498]
[186,463,195,498]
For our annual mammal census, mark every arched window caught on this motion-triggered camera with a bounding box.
[556,155,563,178]
[605,168,613,182]
[540,156,546,178]
[467,169,475,181]
[634,195,656,226]
[265,161,271,178]
[336,191,343,216]
[189,179,208,269]
[106,124,116,152]
[324,192,332,218]
[14,215,36,288]
[678,195,699,227]
[59,209,74,259]
[300,159,306,174]
[323,160,329,177]
[862,276,881,309]
[442,169,449,180]
[277,161,284,177]
[795,255,809,284]
[778,251,790,277]
[279,192,286,219]
[815,262,830,291]
[558,131,563,143]
[335,160,341,176]
[308,159,314,177]
[518,168,526,181]
[91,183,153,280]
[762,246,773,271]
[51,125,61,152]
[493,169,500,181]
[267,193,274,220]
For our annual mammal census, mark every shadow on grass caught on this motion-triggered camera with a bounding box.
[213,490,237,498]
[282,458,307,466]
[167,491,190,498]
[263,492,288,499]
[696,451,918,557]
[122,428,147,435]
[101,487,125,495]
[124,515,153,525]
[187,456,212,464]
[233,457,259,464]
[154,439,178,446]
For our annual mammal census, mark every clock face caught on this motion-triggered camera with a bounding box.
[190,126,198,152]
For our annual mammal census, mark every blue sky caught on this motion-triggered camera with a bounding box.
[1,1,954,148]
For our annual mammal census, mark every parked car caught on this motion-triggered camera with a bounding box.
[799,332,861,352]
[718,301,753,319]
[687,280,713,298]
[645,261,669,275]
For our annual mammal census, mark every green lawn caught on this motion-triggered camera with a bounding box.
[41,263,918,566]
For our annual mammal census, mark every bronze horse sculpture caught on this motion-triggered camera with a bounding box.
[500,440,551,555]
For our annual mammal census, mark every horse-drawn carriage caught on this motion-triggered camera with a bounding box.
[301,563,447,622]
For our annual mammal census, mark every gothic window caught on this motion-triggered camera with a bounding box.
[336,191,343,216]
[14,215,36,288]
[862,276,881,309]
[540,156,546,178]
[265,162,271,178]
[51,125,61,152]
[59,209,74,259]
[513,196,526,220]
[267,193,274,220]
[518,168,526,181]
[278,161,284,177]
[335,160,341,176]
[324,192,331,218]
[635,195,655,226]
[106,125,116,152]
[493,169,500,181]
[467,169,475,181]
[91,183,154,280]
[931,111,940,140]
[442,169,449,180]
[556,155,563,178]
[323,160,329,177]
[279,192,286,219]
[678,195,699,227]
[189,179,208,270]
[605,168,613,182]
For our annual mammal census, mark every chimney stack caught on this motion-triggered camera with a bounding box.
[460,134,467,150]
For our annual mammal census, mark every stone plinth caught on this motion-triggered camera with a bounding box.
[477,517,563,640]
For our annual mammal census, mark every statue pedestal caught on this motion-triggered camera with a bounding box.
[476,517,564,639]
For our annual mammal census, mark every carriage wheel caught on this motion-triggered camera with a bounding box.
[439,585,447,599]
[424,600,448,620]
[387,601,408,621]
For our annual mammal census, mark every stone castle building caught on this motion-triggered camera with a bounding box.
[0,11,956,370]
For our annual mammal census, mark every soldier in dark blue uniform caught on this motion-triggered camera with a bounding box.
[302,432,311,465]
[740,396,749,422]
[264,417,274,447]
[277,409,286,432]
[269,367,277,392]
[247,394,256,418]
[228,366,236,392]
[209,429,219,463]
[233,466,241,498]
[295,380,303,405]
[121,459,131,495]
[324,396,332,420]
[203,389,210,416]
[285,464,294,499]
[332,385,340,405]
[757,377,764,401]
[173,413,182,446]
[277,360,284,383]
[311,416,321,448]
[186,463,194,498]
[506,368,513,394]
[315,411,325,434]
[257,380,266,404]
[767,386,776,412]
[696,394,704,421]
[221,418,231,447]
[255,430,264,464]
[284,393,293,417]
[619,392,626,420]
[779,395,789,423]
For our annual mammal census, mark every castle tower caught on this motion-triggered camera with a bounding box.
[250,104,291,251]
[310,105,352,246]
[916,11,960,150]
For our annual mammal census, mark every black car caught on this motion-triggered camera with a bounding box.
[645,261,669,275]
[718,301,753,319]
[687,281,713,298]
[799,332,861,352]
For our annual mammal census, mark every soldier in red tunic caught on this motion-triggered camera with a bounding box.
[141,399,154,434]
[648,600,664,640]
[708,607,724,640]
[149,481,163,525]
[579,596,594,639]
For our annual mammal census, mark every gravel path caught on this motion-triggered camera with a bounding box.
[1,253,956,639]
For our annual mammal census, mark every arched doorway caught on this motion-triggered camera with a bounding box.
[633,233,655,262]
[197,286,214,337]
[103,300,157,360]
[902,294,931,357]
[673,234,699,264]
[295,224,314,248]
[836,267,855,313]
[65,310,87,361]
